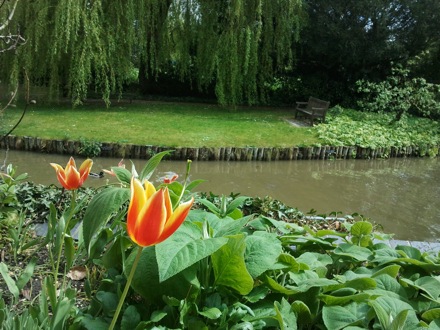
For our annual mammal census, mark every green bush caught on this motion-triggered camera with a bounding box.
[356,66,440,120]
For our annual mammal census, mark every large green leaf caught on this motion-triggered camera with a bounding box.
[139,150,173,182]
[422,308,440,323]
[333,243,372,261]
[370,296,420,329]
[274,298,297,330]
[396,245,422,260]
[121,305,141,330]
[126,246,200,302]
[263,275,300,295]
[156,221,228,282]
[82,187,130,255]
[365,274,409,301]
[322,303,368,330]
[350,221,373,237]
[408,276,440,301]
[206,212,252,237]
[212,234,254,295]
[320,293,370,306]
[111,167,132,185]
[245,231,282,278]
[372,264,401,278]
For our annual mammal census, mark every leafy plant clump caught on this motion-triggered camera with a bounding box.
[356,66,440,121]
[1,158,440,329]
[315,106,440,156]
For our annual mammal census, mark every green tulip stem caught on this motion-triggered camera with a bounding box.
[174,159,192,210]
[109,246,143,330]
[54,189,76,283]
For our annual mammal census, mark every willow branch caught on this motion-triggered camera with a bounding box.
[0,0,19,31]
[0,70,30,144]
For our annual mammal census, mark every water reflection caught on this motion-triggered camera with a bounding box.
[2,150,440,242]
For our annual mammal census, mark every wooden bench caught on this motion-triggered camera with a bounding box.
[294,97,330,126]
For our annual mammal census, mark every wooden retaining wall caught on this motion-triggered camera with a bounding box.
[1,135,438,161]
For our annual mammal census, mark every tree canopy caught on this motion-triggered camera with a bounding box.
[296,0,440,105]
[0,0,303,106]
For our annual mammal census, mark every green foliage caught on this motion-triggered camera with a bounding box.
[2,0,304,106]
[356,66,440,120]
[315,106,440,156]
[79,138,102,158]
[2,157,440,328]
[0,164,28,218]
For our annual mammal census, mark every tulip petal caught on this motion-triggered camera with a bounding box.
[127,178,148,239]
[131,189,167,246]
[56,171,70,189]
[79,159,93,183]
[143,180,156,200]
[158,197,194,242]
[163,188,173,218]
[64,163,81,189]
[50,163,64,172]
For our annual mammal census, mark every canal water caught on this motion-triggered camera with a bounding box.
[2,150,440,242]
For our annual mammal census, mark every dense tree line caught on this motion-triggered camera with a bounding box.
[295,0,440,106]
[0,0,439,108]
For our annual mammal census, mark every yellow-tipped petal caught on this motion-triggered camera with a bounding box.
[64,162,81,189]
[79,159,93,183]
[50,163,64,172]
[159,197,194,242]
[127,178,148,239]
[143,180,156,199]
[163,188,173,219]
[130,189,167,247]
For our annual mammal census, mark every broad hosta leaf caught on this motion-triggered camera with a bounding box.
[156,221,228,282]
[322,303,368,330]
[296,252,333,270]
[83,187,130,254]
[350,221,373,237]
[396,245,422,260]
[411,276,440,300]
[291,301,313,325]
[121,305,141,330]
[276,253,302,273]
[422,308,440,322]
[320,292,370,306]
[389,310,409,330]
[370,296,420,329]
[274,298,297,330]
[372,264,401,278]
[245,231,282,278]
[212,234,254,295]
[127,246,200,301]
[365,274,408,301]
[263,275,300,295]
[207,213,252,237]
[333,243,372,261]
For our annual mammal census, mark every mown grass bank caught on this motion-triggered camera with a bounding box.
[1,102,317,147]
[2,102,439,159]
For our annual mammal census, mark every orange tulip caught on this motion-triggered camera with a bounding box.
[50,157,93,190]
[127,177,194,247]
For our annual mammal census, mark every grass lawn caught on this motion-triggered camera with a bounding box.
[2,101,319,147]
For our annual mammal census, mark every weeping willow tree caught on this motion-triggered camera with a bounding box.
[0,0,303,106]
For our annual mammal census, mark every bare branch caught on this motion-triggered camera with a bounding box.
[0,0,19,31]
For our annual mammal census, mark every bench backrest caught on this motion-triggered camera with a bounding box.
[307,97,330,115]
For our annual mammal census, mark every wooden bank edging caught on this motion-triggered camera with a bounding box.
[1,135,439,161]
